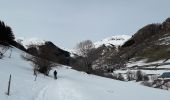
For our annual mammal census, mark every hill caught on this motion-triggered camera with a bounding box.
[1,46,170,100]
[121,18,170,62]
[94,18,170,70]
[26,41,70,65]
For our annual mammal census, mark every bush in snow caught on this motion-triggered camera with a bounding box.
[22,44,58,76]
[143,75,149,81]
[164,82,170,90]
[126,70,136,81]
[117,73,125,81]
[22,53,57,76]
[141,81,153,87]
[0,45,10,59]
[136,70,144,82]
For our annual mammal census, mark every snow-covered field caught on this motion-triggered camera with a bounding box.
[1,47,170,100]
[125,60,170,74]
[127,60,170,68]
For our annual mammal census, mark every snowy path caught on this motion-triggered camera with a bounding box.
[34,68,170,100]
[35,78,83,100]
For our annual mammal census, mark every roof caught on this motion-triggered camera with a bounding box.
[160,72,170,78]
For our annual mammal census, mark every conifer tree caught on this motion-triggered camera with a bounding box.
[0,21,15,44]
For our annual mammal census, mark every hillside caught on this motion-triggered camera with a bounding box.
[93,18,170,71]
[1,46,170,100]
[120,18,170,62]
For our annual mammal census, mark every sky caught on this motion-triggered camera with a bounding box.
[0,0,170,49]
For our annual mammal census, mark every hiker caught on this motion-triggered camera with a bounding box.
[34,69,38,81]
[54,70,57,79]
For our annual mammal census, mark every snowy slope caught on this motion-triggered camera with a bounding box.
[0,46,170,100]
[0,47,50,100]
[94,35,131,48]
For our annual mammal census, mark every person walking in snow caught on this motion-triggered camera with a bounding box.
[54,70,57,79]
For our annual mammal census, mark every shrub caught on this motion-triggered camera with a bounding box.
[0,45,10,59]
[118,73,124,81]
[22,44,58,76]
[141,81,153,87]
[127,70,136,81]
[143,75,149,81]
[136,70,143,82]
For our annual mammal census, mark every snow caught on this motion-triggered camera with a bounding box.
[115,69,170,75]
[16,37,45,48]
[127,60,168,68]
[67,49,77,57]
[158,36,170,45]
[114,59,170,75]
[70,35,131,56]
[1,46,170,100]
[94,35,131,48]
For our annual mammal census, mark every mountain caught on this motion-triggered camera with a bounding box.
[0,46,170,100]
[120,18,170,62]
[91,18,170,71]
[94,35,131,48]
[71,35,131,73]
[16,37,70,65]
[16,37,45,48]
[68,35,131,58]
[96,18,170,70]
[15,37,71,65]
[26,41,70,65]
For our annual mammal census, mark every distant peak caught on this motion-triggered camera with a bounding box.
[94,35,131,48]
[16,37,45,48]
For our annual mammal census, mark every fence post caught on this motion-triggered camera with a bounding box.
[7,74,11,96]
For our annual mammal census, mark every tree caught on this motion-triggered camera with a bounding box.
[76,40,94,57]
[75,40,95,73]
[126,70,136,81]
[32,56,56,75]
[0,20,14,59]
[22,44,58,76]
[0,45,9,59]
[136,70,143,82]
[118,73,124,81]
[0,21,15,44]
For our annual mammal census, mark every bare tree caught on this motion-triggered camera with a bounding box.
[0,45,10,59]
[75,40,95,73]
[75,40,94,57]
[22,53,58,76]
[22,44,58,76]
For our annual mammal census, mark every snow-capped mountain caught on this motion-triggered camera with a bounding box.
[94,35,131,48]
[16,37,45,48]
